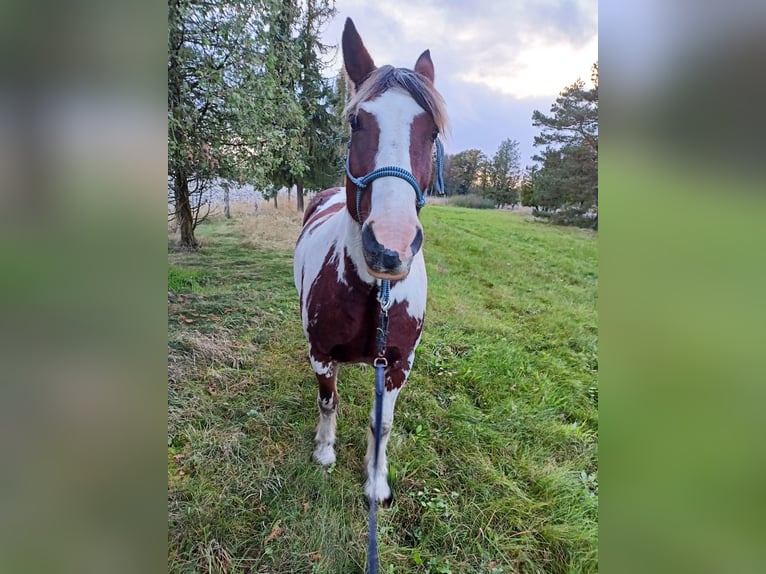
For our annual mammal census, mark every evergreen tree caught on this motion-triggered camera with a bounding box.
[168,0,342,247]
[168,0,269,247]
[482,138,521,208]
[331,71,350,184]
[294,0,344,211]
[531,62,598,228]
[263,0,344,212]
[168,0,311,247]
[260,0,306,208]
[519,166,537,208]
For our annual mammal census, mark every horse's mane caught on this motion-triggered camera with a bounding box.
[344,65,450,136]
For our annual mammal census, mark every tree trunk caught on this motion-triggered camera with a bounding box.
[296,178,304,212]
[223,186,231,219]
[273,193,278,209]
[174,172,198,249]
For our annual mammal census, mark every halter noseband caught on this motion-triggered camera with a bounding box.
[345,138,445,222]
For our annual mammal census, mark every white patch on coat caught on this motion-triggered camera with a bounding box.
[389,250,427,320]
[295,191,346,282]
[309,354,333,377]
[314,393,337,466]
[294,193,352,333]
[400,346,418,381]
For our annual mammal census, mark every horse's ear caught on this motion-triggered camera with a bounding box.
[342,18,376,89]
[414,49,435,83]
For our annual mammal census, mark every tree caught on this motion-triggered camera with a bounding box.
[519,166,537,208]
[168,0,286,248]
[330,70,350,184]
[443,149,486,195]
[530,62,598,228]
[169,0,254,247]
[294,0,345,210]
[262,0,344,212]
[481,138,521,208]
[259,0,306,211]
[167,0,341,246]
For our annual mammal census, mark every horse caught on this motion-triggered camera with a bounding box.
[293,17,448,504]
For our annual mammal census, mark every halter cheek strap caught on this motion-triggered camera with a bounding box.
[346,138,445,222]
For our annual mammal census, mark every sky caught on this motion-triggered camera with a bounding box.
[318,0,598,169]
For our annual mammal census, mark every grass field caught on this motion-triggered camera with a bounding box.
[168,204,597,573]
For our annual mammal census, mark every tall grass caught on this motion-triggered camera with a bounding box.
[168,206,597,573]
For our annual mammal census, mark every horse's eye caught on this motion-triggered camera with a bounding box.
[431,128,439,141]
[349,114,360,132]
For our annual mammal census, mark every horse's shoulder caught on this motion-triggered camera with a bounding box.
[303,187,345,225]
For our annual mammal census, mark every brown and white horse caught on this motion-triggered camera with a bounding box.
[293,18,448,503]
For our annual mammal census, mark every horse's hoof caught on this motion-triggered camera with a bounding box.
[313,444,336,466]
[364,492,393,509]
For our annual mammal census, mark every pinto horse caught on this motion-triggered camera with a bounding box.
[293,18,448,503]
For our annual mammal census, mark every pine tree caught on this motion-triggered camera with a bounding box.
[263,0,344,212]
[531,63,598,228]
[260,0,306,208]
[294,0,344,211]
[519,166,537,208]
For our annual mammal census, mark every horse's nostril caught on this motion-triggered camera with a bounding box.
[410,228,423,256]
[361,223,382,255]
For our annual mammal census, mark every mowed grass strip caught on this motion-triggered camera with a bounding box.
[168,205,597,574]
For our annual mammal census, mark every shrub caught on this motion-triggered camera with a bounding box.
[533,207,598,230]
[445,194,496,209]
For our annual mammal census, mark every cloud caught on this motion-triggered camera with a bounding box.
[455,33,598,99]
[324,0,598,158]
[328,0,597,99]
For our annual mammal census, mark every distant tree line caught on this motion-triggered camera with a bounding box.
[441,139,522,209]
[168,0,344,248]
[441,63,598,229]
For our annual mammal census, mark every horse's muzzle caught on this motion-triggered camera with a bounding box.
[361,223,422,279]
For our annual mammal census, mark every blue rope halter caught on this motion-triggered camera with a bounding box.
[345,138,445,221]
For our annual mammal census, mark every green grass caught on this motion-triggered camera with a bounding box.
[168,206,597,573]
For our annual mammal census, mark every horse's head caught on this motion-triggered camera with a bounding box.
[342,18,448,280]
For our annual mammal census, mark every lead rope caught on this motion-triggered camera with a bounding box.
[351,139,442,574]
[368,279,391,574]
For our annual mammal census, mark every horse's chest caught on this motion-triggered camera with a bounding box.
[304,265,425,365]
[305,266,376,354]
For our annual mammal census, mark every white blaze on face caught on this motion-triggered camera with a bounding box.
[359,89,425,261]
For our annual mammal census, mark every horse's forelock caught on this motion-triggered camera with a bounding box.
[344,66,449,135]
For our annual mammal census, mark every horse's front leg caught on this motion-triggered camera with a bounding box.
[312,357,339,466]
[364,369,405,504]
